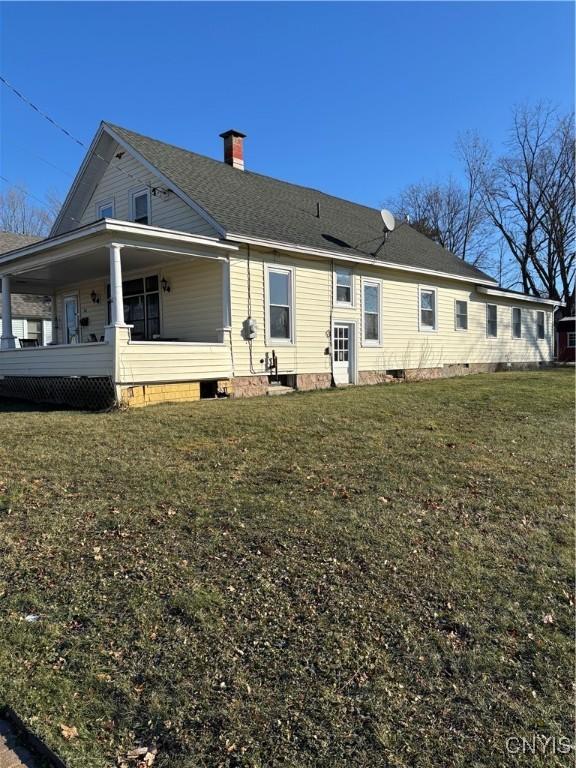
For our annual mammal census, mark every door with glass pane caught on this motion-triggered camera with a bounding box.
[64,295,79,344]
[333,323,354,385]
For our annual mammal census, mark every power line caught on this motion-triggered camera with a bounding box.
[0,74,166,195]
[0,75,84,147]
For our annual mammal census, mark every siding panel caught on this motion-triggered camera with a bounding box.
[78,146,218,237]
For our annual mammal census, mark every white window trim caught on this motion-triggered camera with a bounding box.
[96,198,115,219]
[536,310,545,340]
[333,265,355,307]
[454,299,468,332]
[567,331,576,348]
[511,306,522,339]
[130,187,151,225]
[361,277,382,347]
[418,285,438,332]
[264,264,295,346]
[486,303,498,339]
[107,270,163,340]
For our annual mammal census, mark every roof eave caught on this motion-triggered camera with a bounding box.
[225,232,499,287]
[0,219,237,272]
[476,286,563,307]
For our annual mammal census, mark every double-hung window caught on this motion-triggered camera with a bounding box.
[455,300,468,331]
[419,287,437,331]
[512,307,522,339]
[536,311,545,340]
[486,304,498,338]
[107,274,160,340]
[267,266,293,343]
[97,200,114,219]
[363,280,381,345]
[131,189,150,225]
[335,267,353,305]
[568,332,576,349]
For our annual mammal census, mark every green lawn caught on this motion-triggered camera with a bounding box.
[0,370,573,768]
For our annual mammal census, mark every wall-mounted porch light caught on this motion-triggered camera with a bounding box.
[161,278,171,293]
[90,290,100,304]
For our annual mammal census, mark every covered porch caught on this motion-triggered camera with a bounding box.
[0,220,236,407]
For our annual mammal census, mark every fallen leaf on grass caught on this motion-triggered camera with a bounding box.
[60,724,78,740]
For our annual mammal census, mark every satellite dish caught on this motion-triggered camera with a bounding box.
[380,209,396,232]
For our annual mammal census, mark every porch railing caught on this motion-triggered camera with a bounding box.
[0,342,113,378]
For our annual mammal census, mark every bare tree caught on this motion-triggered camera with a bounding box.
[0,185,54,236]
[479,105,575,304]
[387,172,492,268]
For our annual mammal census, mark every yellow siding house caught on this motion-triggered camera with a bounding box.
[0,123,560,408]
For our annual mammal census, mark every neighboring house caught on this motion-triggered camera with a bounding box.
[0,232,52,347]
[557,317,575,362]
[0,123,562,409]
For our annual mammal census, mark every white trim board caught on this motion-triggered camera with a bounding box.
[476,285,561,307]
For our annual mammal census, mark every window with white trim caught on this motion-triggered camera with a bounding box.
[97,200,114,219]
[512,307,522,339]
[568,332,576,348]
[334,267,353,305]
[419,287,437,331]
[131,189,150,225]
[267,267,293,342]
[363,280,381,344]
[486,304,497,338]
[107,274,160,340]
[536,311,545,340]
[455,300,468,331]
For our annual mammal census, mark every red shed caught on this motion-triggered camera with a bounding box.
[557,316,575,362]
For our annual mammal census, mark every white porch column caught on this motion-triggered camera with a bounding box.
[1,275,17,350]
[108,243,126,327]
[219,258,232,343]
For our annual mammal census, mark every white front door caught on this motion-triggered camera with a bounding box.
[64,295,79,344]
[333,323,354,385]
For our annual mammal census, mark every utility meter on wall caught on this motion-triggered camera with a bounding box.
[242,317,257,340]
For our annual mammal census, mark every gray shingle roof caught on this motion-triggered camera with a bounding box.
[106,123,496,284]
[0,232,51,319]
[0,231,41,254]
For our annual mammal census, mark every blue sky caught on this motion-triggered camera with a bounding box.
[0,1,574,214]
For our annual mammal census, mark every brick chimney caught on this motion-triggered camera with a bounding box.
[220,129,246,170]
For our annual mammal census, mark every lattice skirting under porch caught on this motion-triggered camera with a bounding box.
[0,376,116,411]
